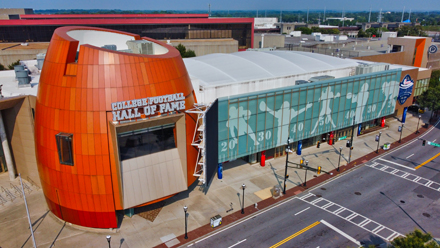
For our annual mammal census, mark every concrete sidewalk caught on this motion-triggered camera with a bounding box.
[0,111,431,248]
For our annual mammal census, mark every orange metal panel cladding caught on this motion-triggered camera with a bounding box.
[35,26,198,228]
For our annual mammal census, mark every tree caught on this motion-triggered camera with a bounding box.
[429,70,440,89]
[366,27,379,37]
[7,60,20,70]
[417,85,440,123]
[397,26,427,37]
[0,63,5,71]
[175,44,196,58]
[357,29,367,38]
[390,229,439,248]
[295,27,312,35]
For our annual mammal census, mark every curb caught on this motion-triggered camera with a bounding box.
[155,125,432,248]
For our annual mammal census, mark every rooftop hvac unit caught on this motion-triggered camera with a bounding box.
[295,80,309,85]
[16,70,31,87]
[101,44,117,51]
[308,75,335,83]
[355,63,390,75]
[36,53,46,70]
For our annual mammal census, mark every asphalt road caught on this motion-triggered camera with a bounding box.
[183,121,440,248]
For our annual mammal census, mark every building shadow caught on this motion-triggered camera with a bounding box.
[359,234,387,248]
[49,222,66,248]
[21,210,50,248]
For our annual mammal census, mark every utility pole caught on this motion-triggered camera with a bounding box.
[401,6,405,22]
[324,7,326,24]
[280,10,282,23]
[408,9,411,22]
[349,117,355,163]
[257,10,258,18]
[307,8,309,24]
[20,174,36,248]
[208,4,211,17]
[283,137,291,195]
[342,8,345,27]
[368,7,371,22]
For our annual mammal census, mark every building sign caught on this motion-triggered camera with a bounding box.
[428,45,438,54]
[111,93,185,121]
[397,75,414,105]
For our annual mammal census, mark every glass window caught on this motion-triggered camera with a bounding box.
[275,94,284,110]
[248,99,257,115]
[117,123,177,161]
[56,133,73,165]
[218,100,229,121]
[257,112,266,131]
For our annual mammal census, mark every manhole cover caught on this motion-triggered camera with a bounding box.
[354,192,361,195]
[423,213,431,218]
[315,194,322,198]
[400,200,405,204]
[321,187,326,190]
[417,194,424,198]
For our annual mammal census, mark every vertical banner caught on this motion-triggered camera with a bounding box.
[297,140,302,155]
[402,107,408,123]
[381,117,385,127]
[358,123,362,136]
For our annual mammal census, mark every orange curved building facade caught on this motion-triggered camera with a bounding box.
[35,26,198,228]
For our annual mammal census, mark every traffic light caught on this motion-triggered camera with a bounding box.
[300,159,303,168]
[346,140,351,147]
[286,174,289,179]
[350,147,354,150]
[423,140,426,146]
[317,141,320,148]
[317,166,321,175]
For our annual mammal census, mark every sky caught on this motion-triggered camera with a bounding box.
[3,0,440,12]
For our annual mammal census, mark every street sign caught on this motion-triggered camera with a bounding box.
[398,126,402,132]
[427,141,440,147]
[375,135,379,141]
[429,45,438,54]
[339,136,347,141]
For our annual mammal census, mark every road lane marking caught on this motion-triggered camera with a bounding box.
[298,193,402,241]
[366,163,440,192]
[269,221,320,248]
[192,196,299,245]
[414,152,440,170]
[294,207,310,216]
[373,118,440,162]
[320,219,361,246]
[406,154,414,159]
[377,158,416,171]
[228,239,246,248]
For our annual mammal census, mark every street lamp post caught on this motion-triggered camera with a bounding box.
[348,117,355,163]
[106,235,111,248]
[183,206,188,239]
[241,184,246,214]
[416,115,421,134]
[337,147,342,171]
[283,137,291,195]
[303,160,309,187]
[399,123,404,143]
[376,131,382,153]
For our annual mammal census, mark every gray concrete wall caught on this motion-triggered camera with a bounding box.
[254,34,285,48]
[162,39,238,56]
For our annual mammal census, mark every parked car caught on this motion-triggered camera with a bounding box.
[408,105,420,113]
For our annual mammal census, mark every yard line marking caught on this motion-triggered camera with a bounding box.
[387,232,400,241]
[310,198,323,204]
[228,239,246,248]
[406,154,414,159]
[294,207,310,216]
[367,163,440,192]
[377,158,416,171]
[269,221,320,248]
[298,193,402,241]
[322,202,333,209]
[415,152,440,170]
[359,219,371,227]
[320,219,361,246]
[334,207,346,215]
[373,226,385,234]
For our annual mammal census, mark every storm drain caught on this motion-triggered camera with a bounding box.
[354,192,361,195]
